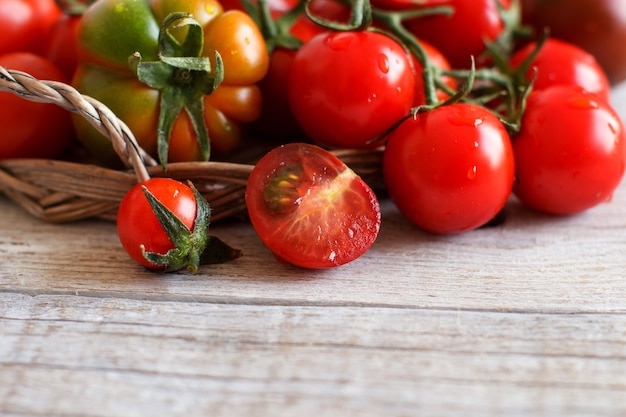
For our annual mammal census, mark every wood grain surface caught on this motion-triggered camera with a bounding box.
[2,87,626,417]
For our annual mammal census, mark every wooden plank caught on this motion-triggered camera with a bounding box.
[1,293,626,417]
[2,192,626,313]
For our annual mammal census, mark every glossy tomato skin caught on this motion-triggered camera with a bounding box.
[521,0,626,85]
[510,38,611,101]
[245,143,381,269]
[42,13,81,80]
[405,0,507,69]
[72,0,268,165]
[288,31,415,149]
[383,103,515,234]
[512,86,626,215]
[0,52,74,159]
[0,0,62,55]
[117,178,198,270]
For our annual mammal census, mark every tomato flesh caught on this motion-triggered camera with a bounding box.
[246,143,381,269]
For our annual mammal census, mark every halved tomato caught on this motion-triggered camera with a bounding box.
[245,143,381,269]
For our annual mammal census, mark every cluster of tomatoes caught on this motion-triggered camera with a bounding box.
[2,0,626,272]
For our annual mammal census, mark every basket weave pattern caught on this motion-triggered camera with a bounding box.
[0,67,383,223]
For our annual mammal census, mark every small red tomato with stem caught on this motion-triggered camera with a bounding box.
[512,86,626,215]
[117,176,241,272]
[117,177,214,272]
[246,143,381,269]
[383,103,515,234]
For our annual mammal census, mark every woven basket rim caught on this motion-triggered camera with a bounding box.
[0,66,384,223]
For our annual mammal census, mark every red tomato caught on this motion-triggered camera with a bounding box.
[510,38,611,101]
[0,0,61,55]
[0,52,74,159]
[383,103,515,234]
[287,31,415,149]
[116,178,201,271]
[404,0,508,69]
[512,86,626,215]
[42,13,81,80]
[245,143,381,269]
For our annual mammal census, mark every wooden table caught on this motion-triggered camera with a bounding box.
[3,85,626,417]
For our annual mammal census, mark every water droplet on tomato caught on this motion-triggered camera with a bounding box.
[467,166,477,180]
[378,54,390,74]
[608,122,617,135]
[326,34,352,50]
[448,113,484,127]
[568,96,599,109]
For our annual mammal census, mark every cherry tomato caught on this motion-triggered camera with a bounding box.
[404,0,508,69]
[0,0,62,55]
[245,143,381,269]
[512,86,626,215]
[521,0,626,85]
[117,177,200,271]
[510,38,611,101]
[0,52,74,159]
[287,31,415,149]
[383,103,515,234]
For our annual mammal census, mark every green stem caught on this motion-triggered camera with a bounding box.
[372,5,454,107]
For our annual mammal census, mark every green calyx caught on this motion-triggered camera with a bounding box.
[141,182,241,273]
[129,12,224,167]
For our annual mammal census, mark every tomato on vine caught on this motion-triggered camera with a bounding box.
[512,86,626,215]
[383,103,515,234]
[245,143,381,269]
[287,30,415,149]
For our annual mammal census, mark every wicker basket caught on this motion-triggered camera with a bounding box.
[0,66,384,223]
